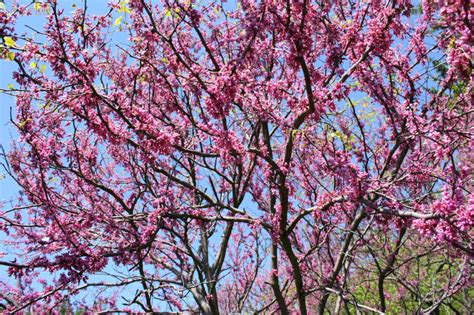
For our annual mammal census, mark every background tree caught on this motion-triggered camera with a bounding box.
[0,0,472,313]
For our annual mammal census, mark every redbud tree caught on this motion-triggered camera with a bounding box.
[0,0,472,313]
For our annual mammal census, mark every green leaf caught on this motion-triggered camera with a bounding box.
[0,3,6,11]
[39,64,47,74]
[4,36,16,47]
[291,129,298,140]
[43,101,51,110]
[114,16,123,26]
[7,84,14,90]
[6,51,15,61]
[117,0,131,13]
[30,61,37,69]
[34,2,42,11]
[18,118,31,128]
